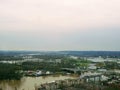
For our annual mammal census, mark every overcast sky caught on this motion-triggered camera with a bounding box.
[0,0,120,51]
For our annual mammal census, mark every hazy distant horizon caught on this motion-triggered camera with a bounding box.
[0,0,120,51]
[0,49,120,52]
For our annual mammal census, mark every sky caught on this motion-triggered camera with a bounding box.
[0,0,120,51]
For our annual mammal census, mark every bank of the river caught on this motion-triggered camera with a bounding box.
[0,75,78,90]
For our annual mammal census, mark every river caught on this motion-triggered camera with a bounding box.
[0,75,77,90]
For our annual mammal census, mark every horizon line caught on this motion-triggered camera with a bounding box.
[0,50,120,52]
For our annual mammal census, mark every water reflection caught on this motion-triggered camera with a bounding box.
[0,75,76,90]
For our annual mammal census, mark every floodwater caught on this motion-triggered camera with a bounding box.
[0,75,76,90]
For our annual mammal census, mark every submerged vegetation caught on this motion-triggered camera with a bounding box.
[0,51,120,90]
[0,55,90,80]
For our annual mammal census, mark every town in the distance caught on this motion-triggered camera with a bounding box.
[0,51,120,90]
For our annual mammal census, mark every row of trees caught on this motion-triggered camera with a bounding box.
[21,60,75,72]
[0,63,22,80]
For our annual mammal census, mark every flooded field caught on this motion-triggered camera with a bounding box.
[0,75,77,90]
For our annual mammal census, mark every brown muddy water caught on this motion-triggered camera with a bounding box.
[0,75,77,90]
